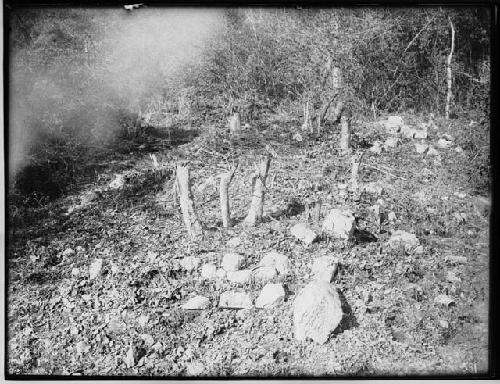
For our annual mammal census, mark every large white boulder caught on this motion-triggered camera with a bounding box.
[293,281,343,344]
[322,209,356,240]
[226,269,252,285]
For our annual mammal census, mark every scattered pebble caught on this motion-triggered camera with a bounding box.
[201,263,217,279]
[259,251,289,276]
[219,291,253,309]
[226,269,252,285]
[181,295,210,310]
[255,283,285,308]
[252,266,278,283]
[179,257,201,272]
[89,259,103,280]
[434,294,455,307]
[438,320,449,329]
[322,209,356,240]
[290,223,318,245]
[221,252,245,272]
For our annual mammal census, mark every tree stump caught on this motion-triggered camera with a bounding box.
[176,164,203,240]
[244,156,271,226]
[219,168,236,228]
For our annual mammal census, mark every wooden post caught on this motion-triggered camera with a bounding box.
[340,115,351,154]
[219,168,236,228]
[302,99,313,133]
[229,113,241,135]
[445,17,455,120]
[244,156,271,226]
[176,164,203,240]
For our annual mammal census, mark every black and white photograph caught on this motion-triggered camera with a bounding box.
[5,5,492,378]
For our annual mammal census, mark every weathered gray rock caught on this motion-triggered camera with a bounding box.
[362,182,384,196]
[259,251,290,276]
[322,209,356,240]
[255,283,285,308]
[182,295,210,310]
[473,196,491,217]
[384,137,400,149]
[109,174,125,190]
[219,291,253,309]
[311,256,338,283]
[384,116,404,134]
[186,361,205,376]
[437,138,453,149]
[413,127,428,139]
[221,252,245,272]
[179,256,201,272]
[387,212,397,222]
[426,146,439,156]
[293,281,343,344]
[400,125,417,139]
[445,255,468,264]
[369,141,383,154]
[415,143,429,154]
[293,133,303,142]
[89,259,103,280]
[291,223,318,245]
[201,263,217,279]
[226,269,252,285]
[226,237,242,248]
[434,294,455,307]
[387,230,420,250]
[252,266,278,283]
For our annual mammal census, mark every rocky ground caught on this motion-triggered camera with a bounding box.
[7,113,490,377]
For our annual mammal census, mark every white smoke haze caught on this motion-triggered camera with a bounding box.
[9,7,224,179]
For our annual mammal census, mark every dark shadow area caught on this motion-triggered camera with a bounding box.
[353,228,378,244]
[332,290,358,337]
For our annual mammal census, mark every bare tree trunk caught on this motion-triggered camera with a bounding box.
[445,17,455,120]
[219,168,236,228]
[244,155,271,226]
[340,115,351,154]
[176,164,203,240]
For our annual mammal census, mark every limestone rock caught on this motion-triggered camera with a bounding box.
[369,141,383,154]
[259,251,290,276]
[222,252,245,272]
[227,269,252,285]
[293,133,303,142]
[182,295,210,310]
[413,128,428,139]
[437,138,453,149]
[322,209,356,240]
[179,256,201,272]
[384,137,400,149]
[311,256,338,283]
[384,116,404,134]
[387,230,420,250]
[255,283,285,308]
[400,125,417,139]
[293,281,343,344]
[219,291,253,309]
[290,223,318,245]
[109,174,125,190]
[426,146,439,157]
[473,196,491,217]
[186,361,205,376]
[226,237,242,248]
[252,266,278,283]
[201,263,217,279]
[415,143,429,154]
[89,259,103,280]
